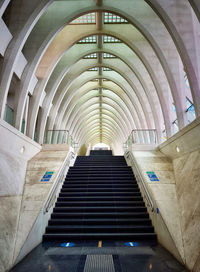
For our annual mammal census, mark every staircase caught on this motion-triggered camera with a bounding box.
[43,150,156,241]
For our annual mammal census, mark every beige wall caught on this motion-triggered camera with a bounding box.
[129,150,185,264]
[159,117,200,271]
[0,119,41,272]
[127,117,200,271]
[0,119,72,272]
[13,144,70,267]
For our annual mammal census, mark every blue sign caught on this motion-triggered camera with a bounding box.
[61,242,75,247]
[43,174,53,178]
[125,242,139,247]
[146,171,159,182]
[40,171,54,182]
[40,178,51,182]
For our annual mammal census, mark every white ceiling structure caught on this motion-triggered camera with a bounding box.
[0,0,199,152]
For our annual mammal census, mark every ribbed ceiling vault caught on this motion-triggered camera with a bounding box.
[0,0,199,153]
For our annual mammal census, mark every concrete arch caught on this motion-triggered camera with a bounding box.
[36,46,158,142]
[78,124,123,145]
[0,0,54,118]
[64,100,132,141]
[34,45,161,142]
[53,80,143,136]
[75,116,126,144]
[0,0,198,149]
[189,0,200,21]
[145,0,200,116]
[14,8,179,140]
[30,27,174,139]
[71,107,129,141]
[45,67,148,139]
[46,71,141,138]
[65,96,134,138]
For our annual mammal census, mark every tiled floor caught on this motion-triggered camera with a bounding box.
[10,241,188,272]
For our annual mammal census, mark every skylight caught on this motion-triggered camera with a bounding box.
[186,97,195,123]
[103,53,116,59]
[103,35,121,43]
[87,67,98,71]
[104,12,128,23]
[70,13,96,24]
[84,53,97,59]
[103,67,112,71]
[78,35,97,43]
[91,79,99,81]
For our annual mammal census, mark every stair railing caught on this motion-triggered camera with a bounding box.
[43,151,75,213]
[125,151,154,212]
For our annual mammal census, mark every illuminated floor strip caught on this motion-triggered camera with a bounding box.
[83,255,115,272]
[98,241,102,248]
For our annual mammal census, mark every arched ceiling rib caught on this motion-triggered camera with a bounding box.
[1,1,199,153]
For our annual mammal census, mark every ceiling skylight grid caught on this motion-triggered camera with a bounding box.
[70,13,96,24]
[103,35,121,43]
[78,35,97,43]
[87,67,98,71]
[104,12,128,23]
[103,53,116,59]
[84,53,97,59]
[103,67,113,71]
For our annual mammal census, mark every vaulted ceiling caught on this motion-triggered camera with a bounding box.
[0,0,199,153]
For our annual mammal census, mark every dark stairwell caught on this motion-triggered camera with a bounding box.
[43,150,156,241]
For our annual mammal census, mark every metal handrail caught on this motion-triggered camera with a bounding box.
[43,151,75,213]
[125,151,154,211]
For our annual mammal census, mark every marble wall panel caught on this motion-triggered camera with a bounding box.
[173,150,200,271]
[13,147,70,264]
[0,121,41,272]
[0,149,27,196]
[0,197,21,272]
[132,150,185,262]
[193,254,200,272]
[142,170,175,184]
[13,210,40,261]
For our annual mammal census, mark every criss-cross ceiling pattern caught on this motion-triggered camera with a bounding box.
[0,0,200,153]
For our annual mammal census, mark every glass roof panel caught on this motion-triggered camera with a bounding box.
[91,79,99,81]
[71,13,96,24]
[84,53,97,59]
[104,12,128,24]
[103,67,113,71]
[78,35,97,43]
[103,53,116,59]
[103,35,121,43]
[87,67,98,71]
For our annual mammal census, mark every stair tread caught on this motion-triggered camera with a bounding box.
[47,225,153,229]
[56,201,144,204]
[43,233,156,237]
[54,206,146,210]
[51,212,149,215]
[44,154,156,242]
